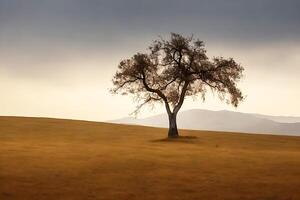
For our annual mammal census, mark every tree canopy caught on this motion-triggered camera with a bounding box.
[111,33,244,137]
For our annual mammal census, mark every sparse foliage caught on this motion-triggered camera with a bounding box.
[111,33,244,137]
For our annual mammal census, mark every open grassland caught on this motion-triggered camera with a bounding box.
[1,117,300,200]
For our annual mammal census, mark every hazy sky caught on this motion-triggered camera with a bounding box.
[0,0,300,121]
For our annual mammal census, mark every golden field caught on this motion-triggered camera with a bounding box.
[1,116,300,200]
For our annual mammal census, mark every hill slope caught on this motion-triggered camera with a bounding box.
[1,116,300,200]
[111,109,300,135]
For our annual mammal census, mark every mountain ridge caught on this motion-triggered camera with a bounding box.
[110,109,300,136]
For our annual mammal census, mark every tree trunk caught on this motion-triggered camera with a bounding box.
[168,113,179,138]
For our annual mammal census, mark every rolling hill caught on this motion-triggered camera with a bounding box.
[111,109,300,135]
[1,116,300,199]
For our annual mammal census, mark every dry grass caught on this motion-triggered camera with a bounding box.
[1,116,300,200]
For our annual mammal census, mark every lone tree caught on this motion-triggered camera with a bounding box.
[111,33,244,138]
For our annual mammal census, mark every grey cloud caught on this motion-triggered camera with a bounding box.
[1,0,299,44]
[0,0,299,75]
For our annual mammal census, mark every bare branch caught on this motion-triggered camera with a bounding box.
[112,78,140,92]
[173,81,189,114]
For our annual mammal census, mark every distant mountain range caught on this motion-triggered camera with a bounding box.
[109,109,300,136]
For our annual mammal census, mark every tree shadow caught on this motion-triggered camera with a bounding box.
[151,136,198,143]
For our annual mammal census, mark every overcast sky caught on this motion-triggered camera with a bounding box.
[0,0,300,121]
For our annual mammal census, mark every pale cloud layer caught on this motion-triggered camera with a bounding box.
[0,0,299,120]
